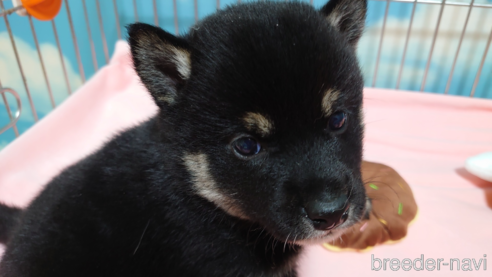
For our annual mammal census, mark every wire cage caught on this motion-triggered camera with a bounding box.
[0,0,491,149]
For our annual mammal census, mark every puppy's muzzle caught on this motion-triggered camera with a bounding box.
[304,194,350,231]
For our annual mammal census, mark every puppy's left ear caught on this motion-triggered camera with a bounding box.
[128,23,191,107]
[320,0,367,47]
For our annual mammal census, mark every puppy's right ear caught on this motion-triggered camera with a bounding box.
[128,23,191,107]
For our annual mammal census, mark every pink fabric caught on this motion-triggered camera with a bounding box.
[0,41,491,276]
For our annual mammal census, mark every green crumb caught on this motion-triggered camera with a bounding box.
[398,203,403,215]
[369,184,379,190]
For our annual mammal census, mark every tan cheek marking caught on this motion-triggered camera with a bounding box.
[243,112,274,137]
[321,89,340,117]
[183,153,249,220]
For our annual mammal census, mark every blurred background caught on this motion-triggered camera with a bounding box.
[0,0,491,150]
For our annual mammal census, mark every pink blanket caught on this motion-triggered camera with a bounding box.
[1,42,491,276]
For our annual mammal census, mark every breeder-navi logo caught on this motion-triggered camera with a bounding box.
[371,254,487,271]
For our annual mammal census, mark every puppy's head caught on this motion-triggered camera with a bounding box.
[129,0,368,245]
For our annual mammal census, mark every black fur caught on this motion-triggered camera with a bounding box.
[0,205,21,244]
[0,1,368,276]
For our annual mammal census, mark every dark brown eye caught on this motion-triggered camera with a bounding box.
[233,137,261,157]
[328,111,347,131]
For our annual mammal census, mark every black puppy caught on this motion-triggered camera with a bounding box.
[0,0,368,276]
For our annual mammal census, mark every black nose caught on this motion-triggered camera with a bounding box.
[305,195,350,231]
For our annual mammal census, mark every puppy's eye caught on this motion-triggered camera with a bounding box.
[233,137,261,157]
[328,111,347,131]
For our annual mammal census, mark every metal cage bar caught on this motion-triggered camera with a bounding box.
[28,15,55,109]
[396,0,417,90]
[444,0,474,95]
[0,81,20,137]
[153,0,159,27]
[64,0,86,83]
[112,0,122,40]
[470,27,492,98]
[133,0,139,22]
[173,0,179,36]
[96,0,110,64]
[0,87,22,135]
[194,0,198,23]
[420,0,446,92]
[82,0,99,72]
[51,20,72,95]
[372,0,391,87]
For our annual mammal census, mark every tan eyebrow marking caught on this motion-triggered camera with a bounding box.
[321,89,341,117]
[242,112,274,137]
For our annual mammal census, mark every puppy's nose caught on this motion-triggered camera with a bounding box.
[305,196,350,231]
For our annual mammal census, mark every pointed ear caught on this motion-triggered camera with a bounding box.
[320,0,367,47]
[128,23,191,107]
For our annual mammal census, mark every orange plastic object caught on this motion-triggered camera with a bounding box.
[21,0,62,21]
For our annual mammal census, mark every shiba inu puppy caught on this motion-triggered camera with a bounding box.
[0,0,369,276]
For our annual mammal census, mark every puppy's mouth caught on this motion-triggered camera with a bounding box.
[283,199,371,246]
